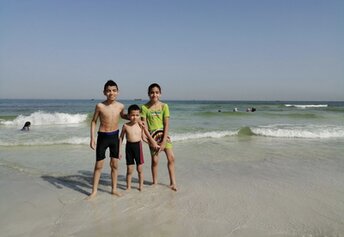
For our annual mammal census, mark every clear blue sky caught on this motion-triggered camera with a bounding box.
[1,0,343,100]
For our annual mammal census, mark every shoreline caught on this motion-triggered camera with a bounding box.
[1,138,344,236]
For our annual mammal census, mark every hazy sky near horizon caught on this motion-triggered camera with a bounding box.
[1,0,343,101]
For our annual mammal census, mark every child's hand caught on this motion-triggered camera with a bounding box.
[90,139,96,150]
[159,142,166,152]
[138,120,145,129]
[150,140,160,151]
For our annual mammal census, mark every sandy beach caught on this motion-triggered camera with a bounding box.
[1,135,344,237]
[2,0,343,235]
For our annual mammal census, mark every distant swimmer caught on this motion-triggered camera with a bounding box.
[233,108,238,112]
[21,121,31,131]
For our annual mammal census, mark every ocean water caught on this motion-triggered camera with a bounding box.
[1,99,344,182]
[1,99,344,236]
[1,99,344,147]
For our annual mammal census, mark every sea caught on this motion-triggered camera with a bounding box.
[1,99,344,236]
[1,99,344,147]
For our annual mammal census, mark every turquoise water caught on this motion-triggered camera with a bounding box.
[1,99,344,236]
[0,99,343,146]
[1,99,343,174]
[1,99,344,170]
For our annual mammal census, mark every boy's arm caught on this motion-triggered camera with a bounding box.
[118,124,126,160]
[119,104,129,120]
[90,105,100,150]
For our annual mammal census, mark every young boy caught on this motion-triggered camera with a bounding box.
[119,104,159,191]
[87,80,127,199]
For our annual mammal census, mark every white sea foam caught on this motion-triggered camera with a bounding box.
[251,124,344,138]
[0,136,89,146]
[1,125,342,147]
[284,104,328,108]
[0,111,88,126]
[171,125,344,141]
[171,130,237,141]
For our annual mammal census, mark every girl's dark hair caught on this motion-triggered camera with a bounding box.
[104,80,118,91]
[128,104,140,114]
[148,83,161,94]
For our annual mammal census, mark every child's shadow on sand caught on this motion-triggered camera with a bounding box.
[41,171,127,195]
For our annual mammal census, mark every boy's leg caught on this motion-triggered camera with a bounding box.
[110,158,122,196]
[137,164,144,191]
[165,149,177,191]
[86,160,105,199]
[151,154,159,185]
[126,165,134,190]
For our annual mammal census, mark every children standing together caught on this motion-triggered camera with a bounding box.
[87,80,177,200]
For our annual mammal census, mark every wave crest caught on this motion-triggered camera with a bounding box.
[0,137,89,146]
[0,111,88,126]
[251,125,344,138]
[284,104,328,108]
[172,130,237,141]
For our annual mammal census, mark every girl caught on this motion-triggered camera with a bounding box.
[141,83,177,191]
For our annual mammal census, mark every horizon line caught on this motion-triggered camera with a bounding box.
[0,98,343,102]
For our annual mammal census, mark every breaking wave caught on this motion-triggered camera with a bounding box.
[250,124,344,138]
[0,111,88,126]
[284,104,328,109]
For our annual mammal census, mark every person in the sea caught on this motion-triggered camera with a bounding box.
[21,121,31,131]
[87,80,127,200]
[119,104,159,191]
[141,83,177,191]
[246,107,256,112]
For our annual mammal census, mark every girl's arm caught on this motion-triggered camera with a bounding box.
[160,115,170,151]
[141,123,160,150]
[140,117,148,143]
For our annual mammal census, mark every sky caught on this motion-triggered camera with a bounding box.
[0,0,343,101]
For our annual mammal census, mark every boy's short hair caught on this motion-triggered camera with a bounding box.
[104,80,118,91]
[128,104,140,114]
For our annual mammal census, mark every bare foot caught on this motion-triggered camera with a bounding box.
[151,182,158,187]
[85,192,97,200]
[138,186,143,192]
[111,190,123,197]
[170,185,177,192]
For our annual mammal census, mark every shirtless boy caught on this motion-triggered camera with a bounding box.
[119,104,159,191]
[87,80,127,199]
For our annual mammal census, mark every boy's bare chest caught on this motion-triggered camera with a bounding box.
[126,124,142,141]
[101,105,121,119]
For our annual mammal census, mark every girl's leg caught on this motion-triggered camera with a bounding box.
[151,154,160,185]
[165,148,177,191]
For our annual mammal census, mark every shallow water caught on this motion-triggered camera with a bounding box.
[1,99,344,236]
